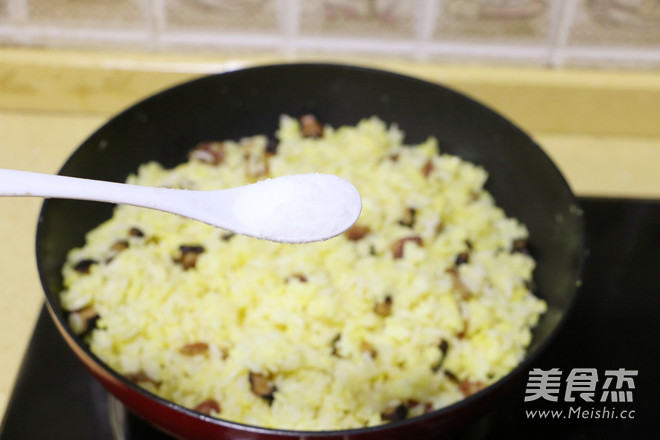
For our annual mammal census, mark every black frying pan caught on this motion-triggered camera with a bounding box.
[36,64,585,440]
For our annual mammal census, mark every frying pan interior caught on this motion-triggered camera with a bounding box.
[36,64,584,438]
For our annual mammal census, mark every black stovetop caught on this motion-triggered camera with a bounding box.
[1,198,658,439]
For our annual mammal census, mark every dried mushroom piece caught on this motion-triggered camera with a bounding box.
[431,339,450,372]
[330,333,342,357]
[458,379,485,397]
[454,252,470,266]
[360,341,378,359]
[125,371,162,388]
[443,371,484,397]
[344,224,371,241]
[382,400,433,422]
[381,403,409,422]
[249,372,277,404]
[129,227,145,238]
[374,295,393,317]
[174,245,205,270]
[110,240,129,253]
[189,142,226,165]
[300,114,324,138]
[512,238,530,255]
[286,273,308,283]
[265,138,279,155]
[438,339,449,355]
[445,266,472,300]
[398,207,416,228]
[406,400,434,418]
[457,320,468,339]
[390,236,423,259]
[179,342,209,356]
[69,306,99,335]
[194,399,221,415]
[444,369,460,384]
[245,150,270,180]
[73,259,97,274]
[421,158,434,177]
[221,232,235,241]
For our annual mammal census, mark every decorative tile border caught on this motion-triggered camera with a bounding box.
[0,0,658,68]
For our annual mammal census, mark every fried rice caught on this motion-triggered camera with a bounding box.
[60,115,546,430]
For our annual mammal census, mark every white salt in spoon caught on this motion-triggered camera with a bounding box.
[0,169,362,243]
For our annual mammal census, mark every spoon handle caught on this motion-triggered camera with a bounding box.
[0,168,177,209]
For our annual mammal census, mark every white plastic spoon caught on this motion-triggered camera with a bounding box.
[0,169,362,243]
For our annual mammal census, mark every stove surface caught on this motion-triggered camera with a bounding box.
[1,198,658,439]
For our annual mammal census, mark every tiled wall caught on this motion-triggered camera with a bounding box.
[1,0,659,69]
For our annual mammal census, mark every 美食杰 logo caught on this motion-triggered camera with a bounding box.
[523,368,638,420]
